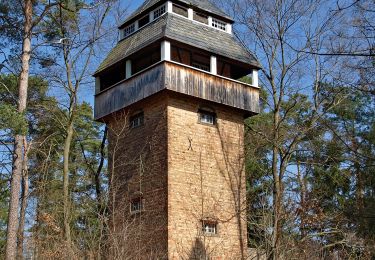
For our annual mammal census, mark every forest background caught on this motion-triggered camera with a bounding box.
[0,0,374,259]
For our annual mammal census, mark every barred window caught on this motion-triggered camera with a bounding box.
[153,5,166,19]
[212,19,226,31]
[202,221,217,235]
[199,110,216,125]
[130,197,144,213]
[123,23,135,38]
[130,112,144,128]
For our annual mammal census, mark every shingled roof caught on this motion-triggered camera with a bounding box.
[95,13,260,75]
[119,0,232,29]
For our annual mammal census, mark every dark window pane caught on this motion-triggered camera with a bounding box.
[130,197,144,213]
[99,63,126,91]
[130,112,144,128]
[138,15,150,28]
[133,49,161,74]
[199,110,216,125]
[154,5,166,19]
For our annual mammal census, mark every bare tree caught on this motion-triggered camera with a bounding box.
[5,1,58,258]
[40,1,119,253]
[219,0,351,258]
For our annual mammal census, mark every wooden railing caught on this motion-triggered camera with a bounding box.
[94,61,259,120]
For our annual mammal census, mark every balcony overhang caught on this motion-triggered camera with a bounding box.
[94,61,260,121]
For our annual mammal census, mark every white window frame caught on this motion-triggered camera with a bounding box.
[199,110,216,125]
[153,4,166,20]
[123,23,135,38]
[211,18,226,31]
[202,221,218,235]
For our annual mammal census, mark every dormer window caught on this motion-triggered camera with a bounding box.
[153,5,166,19]
[138,14,150,28]
[123,23,135,38]
[212,18,226,31]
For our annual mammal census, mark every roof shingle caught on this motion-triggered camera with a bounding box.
[95,13,260,75]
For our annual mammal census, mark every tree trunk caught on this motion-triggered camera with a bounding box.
[16,139,29,260]
[271,111,281,260]
[5,1,33,259]
[63,122,74,251]
[95,127,107,213]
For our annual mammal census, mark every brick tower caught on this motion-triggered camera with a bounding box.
[94,0,260,259]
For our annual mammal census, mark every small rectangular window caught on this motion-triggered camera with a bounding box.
[212,19,226,31]
[202,221,217,235]
[130,197,144,213]
[199,110,216,125]
[172,4,188,17]
[193,12,208,24]
[130,112,144,128]
[123,23,135,38]
[138,15,150,28]
[153,5,166,19]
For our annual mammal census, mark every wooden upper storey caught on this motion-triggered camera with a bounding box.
[95,61,259,121]
[94,0,261,120]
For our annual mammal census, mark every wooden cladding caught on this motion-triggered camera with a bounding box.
[95,63,165,120]
[95,62,259,120]
[165,62,259,113]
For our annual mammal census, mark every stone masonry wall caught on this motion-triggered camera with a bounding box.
[107,93,169,260]
[167,93,248,260]
[107,91,248,260]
